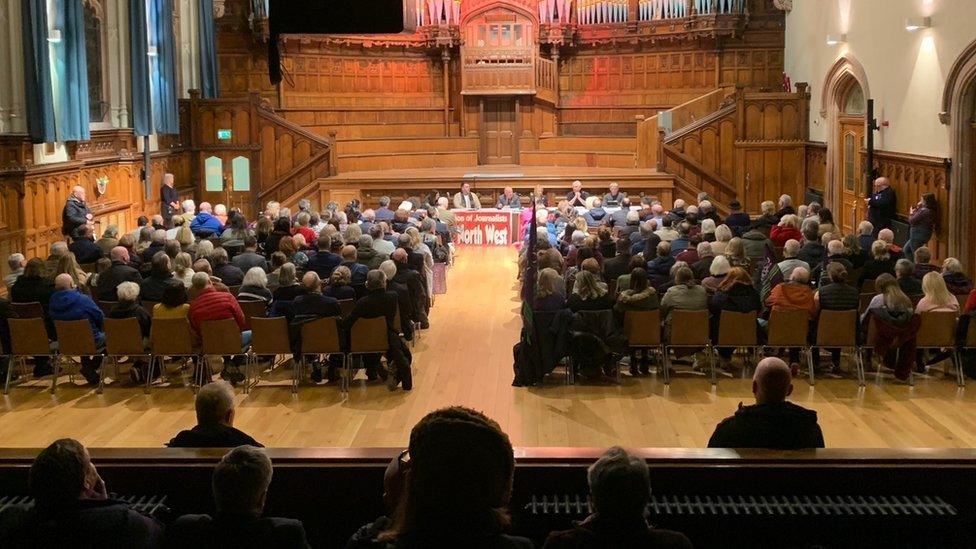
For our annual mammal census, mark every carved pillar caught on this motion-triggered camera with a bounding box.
[109,0,131,128]
[552,48,561,136]
[0,0,26,134]
[442,47,451,137]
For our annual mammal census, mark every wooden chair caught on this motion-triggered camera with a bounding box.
[97,300,118,315]
[200,319,246,392]
[249,316,294,393]
[665,310,714,384]
[338,299,355,318]
[622,309,665,382]
[299,317,344,392]
[102,317,149,394]
[149,318,197,393]
[239,300,268,330]
[816,310,863,386]
[767,309,814,385]
[913,311,962,387]
[5,318,56,394]
[10,302,44,319]
[346,316,388,395]
[716,310,760,380]
[53,320,101,394]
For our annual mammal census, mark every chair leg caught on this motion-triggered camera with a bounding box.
[97,356,109,394]
[145,356,155,394]
[661,346,670,385]
[708,346,716,386]
[806,347,815,387]
[857,347,866,387]
[954,349,965,387]
[3,356,15,395]
[49,355,60,395]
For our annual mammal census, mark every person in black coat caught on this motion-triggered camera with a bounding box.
[601,239,632,284]
[61,186,92,238]
[161,173,180,223]
[392,249,429,329]
[866,177,896,236]
[396,235,426,275]
[211,248,244,287]
[67,226,103,264]
[344,270,412,391]
[858,240,897,288]
[168,381,262,448]
[166,445,309,549]
[96,248,142,302]
[290,272,343,383]
[139,253,174,302]
[710,267,762,365]
[379,261,415,342]
[708,357,825,449]
[0,438,164,548]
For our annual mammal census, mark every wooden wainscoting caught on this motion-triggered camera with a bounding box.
[805,141,827,193]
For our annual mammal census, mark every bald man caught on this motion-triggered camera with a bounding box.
[62,185,93,238]
[707,357,825,449]
[495,187,521,209]
[866,176,896,236]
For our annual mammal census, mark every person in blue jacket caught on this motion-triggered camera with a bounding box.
[48,274,104,385]
[190,202,225,237]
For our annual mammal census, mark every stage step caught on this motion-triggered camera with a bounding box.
[519,151,636,169]
[337,150,480,172]
[336,137,479,155]
[537,136,636,153]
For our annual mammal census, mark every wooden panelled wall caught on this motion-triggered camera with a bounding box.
[0,131,192,287]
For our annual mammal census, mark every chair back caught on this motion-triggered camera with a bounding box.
[915,311,958,349]
[623,310,661,346]
[97,300,118,314]
[104,317,147,356]
[816,310,858,347]
[141,301,159,315]
[300,317,343,355]
[861,280,876,294]
[350,316,389,353]
[201,319,244,356]
[54,320,99,356]
[766,309,810,347]
[717,310,758,347]
[250,316,292,355]
[239,300,268,328]
[9,318,52,356]
[339,299,355,317]
[11,302,44,319]
[668,310,710,346]
[227,285,242,296]
[858,293,874,315]
[150,319,195,356]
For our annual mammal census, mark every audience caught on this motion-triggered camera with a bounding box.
[168,381,262,448]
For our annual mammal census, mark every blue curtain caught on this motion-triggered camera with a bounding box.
[150,0,179,134]
[198,0,220,98]
[129,0,152,136]
[20,0,56,143]
[58,0,90,141]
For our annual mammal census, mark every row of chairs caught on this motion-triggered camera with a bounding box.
[1,314,398,397]
[617,309,971,387]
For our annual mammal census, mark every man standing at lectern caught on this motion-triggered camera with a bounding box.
[865,176,896,236]
[62,185,93,238]
[566,180,589,208]
[453,182,482,209]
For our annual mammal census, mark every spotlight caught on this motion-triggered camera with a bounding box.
[905,17,931,32]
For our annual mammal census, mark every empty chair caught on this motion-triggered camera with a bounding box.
[53,320,101,394]
[200,319,247,391]
[815,310,863,386]
[249,316,293,393]
[5,318,56,394]
[622,310,665,382]
[346,316,388,394]
[102,317,150,394]
[665,310,713,384]
[766,309,813,385]
[716,310,760,378]
[149,318,198,393]
[913,311,961,387]
[299,317,344,392]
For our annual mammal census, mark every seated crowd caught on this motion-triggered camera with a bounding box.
[0,196,455,392]
[520,188,975,384]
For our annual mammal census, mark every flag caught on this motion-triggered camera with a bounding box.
[521,196,539,344]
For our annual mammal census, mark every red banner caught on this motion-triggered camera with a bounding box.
[452,209,520,246]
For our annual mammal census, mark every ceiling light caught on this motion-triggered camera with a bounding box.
[905,17,931,32]
[826,33,847,46]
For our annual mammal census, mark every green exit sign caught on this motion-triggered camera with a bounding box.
[217,129,232,140]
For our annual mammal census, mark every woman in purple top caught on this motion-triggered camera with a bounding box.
[905,193,937,259]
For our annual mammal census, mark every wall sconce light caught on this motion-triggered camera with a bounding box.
[47,28,62,43]
[147,45,158,57]
[826,33,847,46]
[905,17,931,32]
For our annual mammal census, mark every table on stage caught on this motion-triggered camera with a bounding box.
[452,208,522,246]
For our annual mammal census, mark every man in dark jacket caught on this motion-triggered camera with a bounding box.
[691,242,715,282]
[340,245,370,286]
[232,236,269,273]
[139,230,167,264]
[96,247,142,301]
[543,446,692,549]
[796,221,826,269]
[583,198,609,227]
[211,248,245,286]
[0,438,164,548]
[345,270,412,390]
[397,234,426,275]
[67,226,103,264]
[61,185,92,238]
[306,235,342,279]
[708,357,825,449]
[723,199,751,236]
[291,272,343,383]
[866,176,896,235]
[392,249,429,329]
[139,253,174,302]
[379,261,415,343]
[602,239,632,284]
[168,381,262,448]
[166,445,308,548]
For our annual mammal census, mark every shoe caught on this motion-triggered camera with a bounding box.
[80,365,100,386]
[629,364,641,377]
[387,374,400,391]
[310,366,323,383]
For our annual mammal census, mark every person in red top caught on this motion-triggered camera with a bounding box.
[188,272,249,344]
[291,212,318,246]
[770,214,803,247]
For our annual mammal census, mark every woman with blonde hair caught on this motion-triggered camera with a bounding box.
[344,223,362,244]
[271,262,304,301]
[56,252,89,287]
[175,223,195,253]
[864,273,918,381]
[194,239,214,262]
[725,237,750,270]
[567,270,613,312]
[711,224,733,255]
[173,252,194,288]
[699,218,717,242]
[534,268,566,311]
[324,265,356,300]
[917,271,959,313]
[406,226,434,295]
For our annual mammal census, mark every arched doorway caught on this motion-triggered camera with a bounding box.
[941,40,976,271]
[821,55,871,234]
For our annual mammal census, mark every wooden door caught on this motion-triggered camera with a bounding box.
[482,98,517,164]
[200,153,254,219]
[838,116,865,235]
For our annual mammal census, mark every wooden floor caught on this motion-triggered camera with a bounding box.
[3,246,976,449]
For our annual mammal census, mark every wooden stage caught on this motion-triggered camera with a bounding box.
[3,246,976,449]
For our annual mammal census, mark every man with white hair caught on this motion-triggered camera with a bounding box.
[179,199,197,225]
[690,242,715,281]
[61,185,92,238]
[812,239,853,286]
[48,273,104,385]
[4,253,25,289]
[495,186,521,208]
[213,204,228,226]
[708,357,824,449]
[776,239,809,282]
[866,176,896,235]
[630,219,660,256]
[698,200,720,224]
[602,182,626,208]
[857,220,875,254]
[168,381,261,447]
[167,445,308,546]
[190,201,224,237]
[614,207,640,239]
[776,194,795,219]
[877,227,902,255]
[565,180,588,208]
